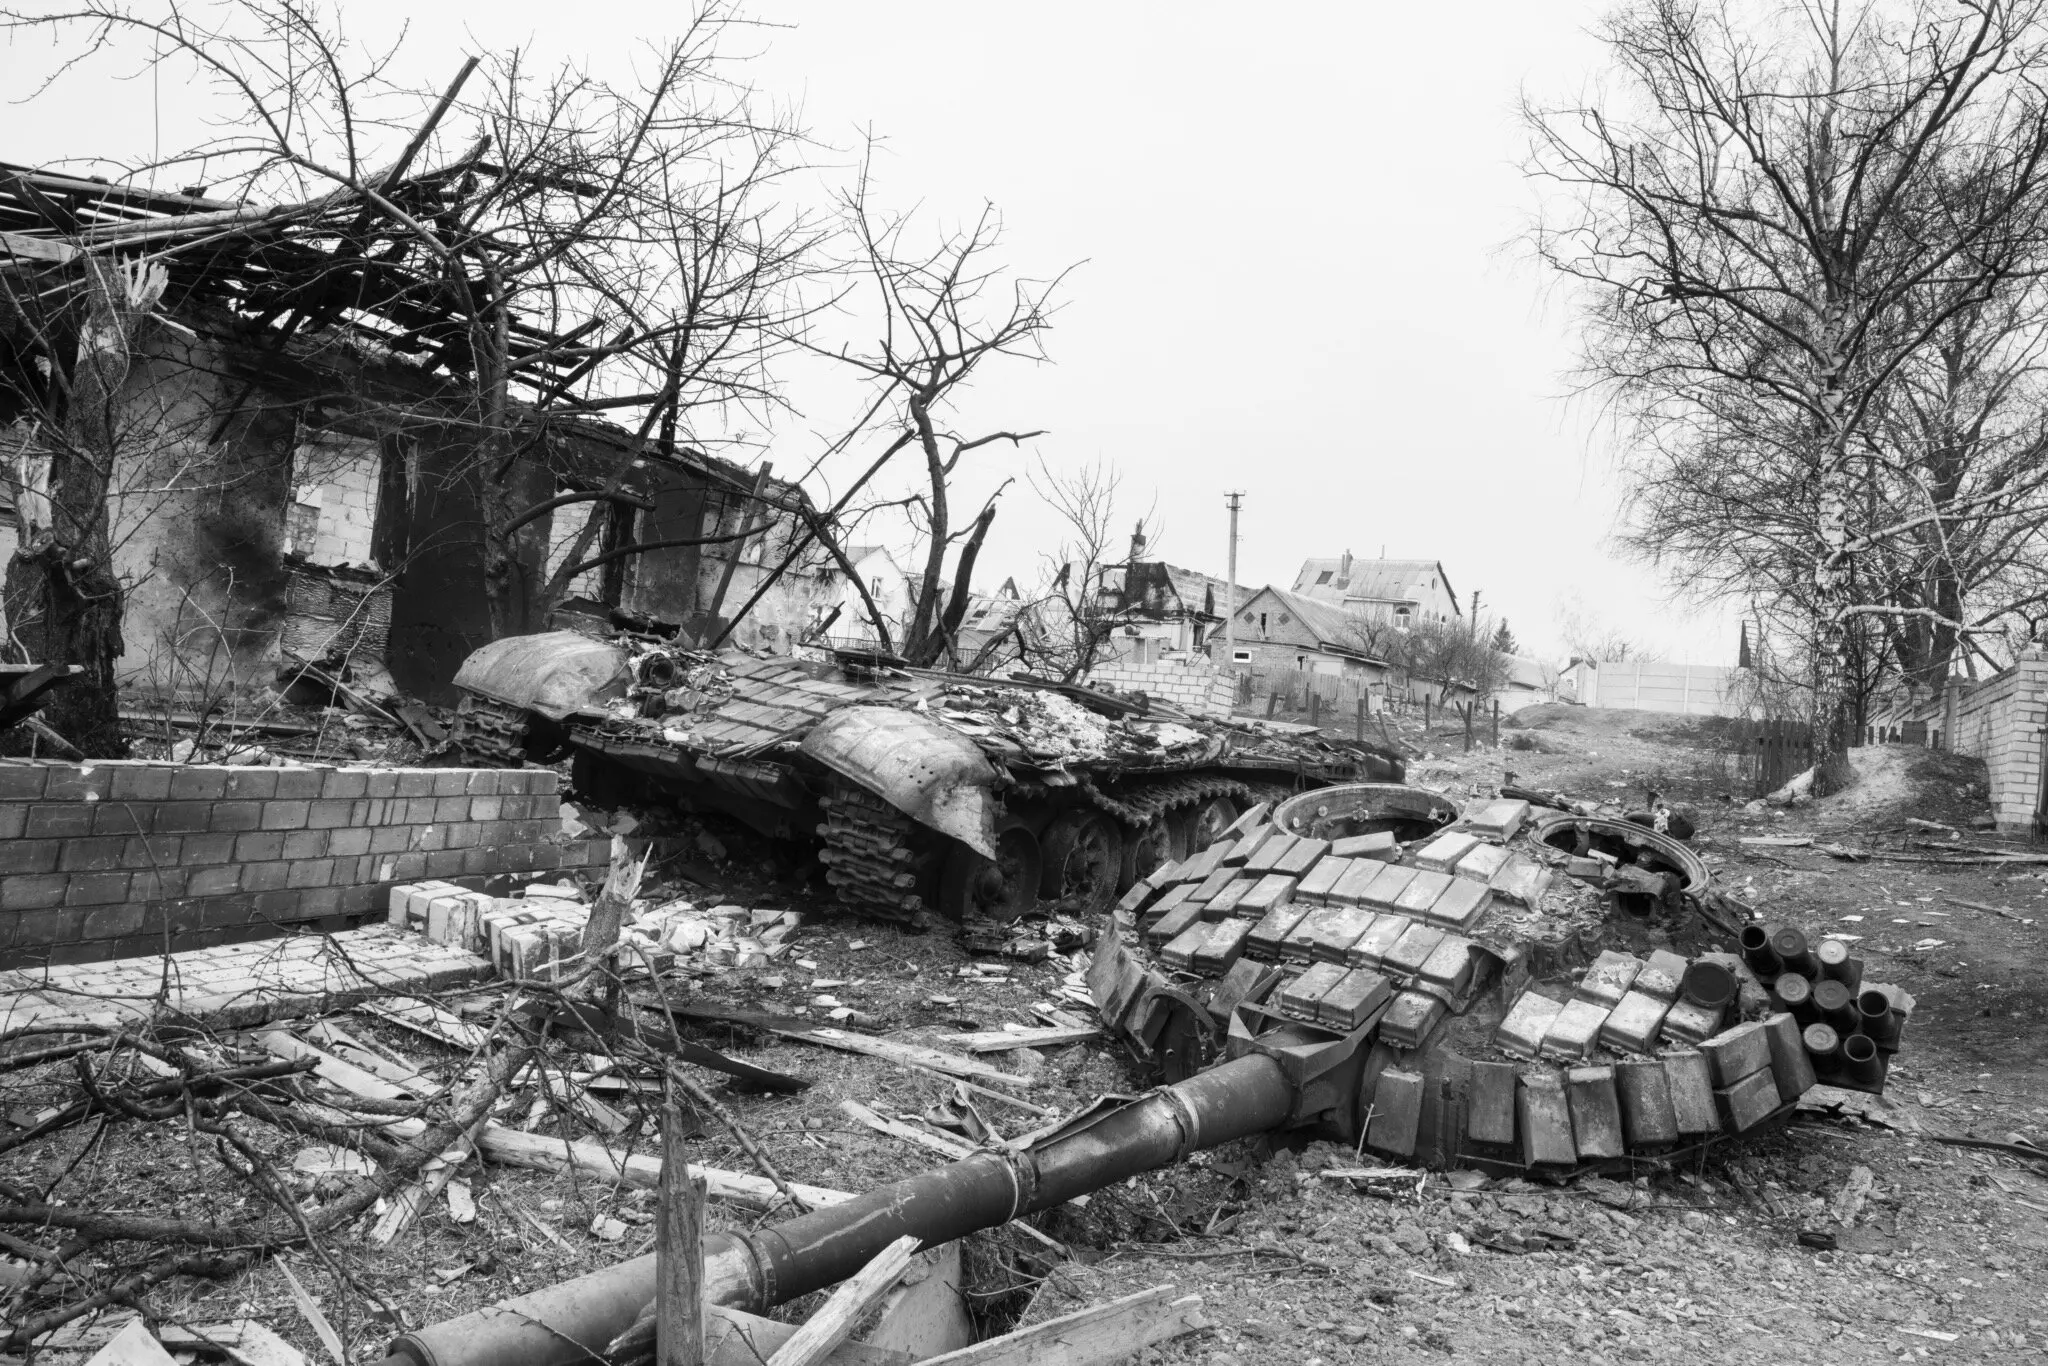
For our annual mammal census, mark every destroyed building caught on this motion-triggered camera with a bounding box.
[1088,556,1230,665]
[0,163,832,710]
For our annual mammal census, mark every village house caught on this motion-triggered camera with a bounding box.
[1291,552,1462,627]
[1213,585,1389,681]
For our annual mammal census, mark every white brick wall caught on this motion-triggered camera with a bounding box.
[288,435,380,568]
[1945,650,2048,830]
[543,500,604,600]
[1086,658,1237,718]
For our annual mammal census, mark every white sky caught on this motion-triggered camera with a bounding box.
[2,0,1743,664]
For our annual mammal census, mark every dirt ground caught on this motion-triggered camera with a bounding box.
[3,705,2046,1365]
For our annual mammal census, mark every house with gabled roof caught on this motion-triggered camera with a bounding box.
[1211,585,1388,681]
[1292,553,1461,628]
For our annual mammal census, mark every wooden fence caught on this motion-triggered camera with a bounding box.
[1730,717,1814,796]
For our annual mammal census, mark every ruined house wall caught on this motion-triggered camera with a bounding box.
[0,758,607,968]
[108,337,296,701]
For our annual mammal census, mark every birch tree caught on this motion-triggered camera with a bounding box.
[1528,0,2048,789]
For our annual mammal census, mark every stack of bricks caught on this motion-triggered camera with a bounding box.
[0,760,608,967]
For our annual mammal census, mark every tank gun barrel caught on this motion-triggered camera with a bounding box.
[387,1053,1294,1366]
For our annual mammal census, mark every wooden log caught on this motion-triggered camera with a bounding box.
[913,1286,1205,1366]
[767,1235,922,1366]
[658,1099,708,1366]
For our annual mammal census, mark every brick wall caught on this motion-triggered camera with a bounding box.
[287,434,381,568]
[0,761,607,968]
[543,498,605,600]
[1086,657,1238,718]
[1949,652,2048,830]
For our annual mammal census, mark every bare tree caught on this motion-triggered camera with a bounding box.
[7,0,822,653]
[1342,609,1511,704]
[1014,457,1152,682]
[1556,597,1659,665]
[0,260,169,752]
[806,160,1069,669]
[1527,0,2048,791]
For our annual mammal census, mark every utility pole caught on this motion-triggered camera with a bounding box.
[1224,492,1243,666]
[1470,589,1482,641]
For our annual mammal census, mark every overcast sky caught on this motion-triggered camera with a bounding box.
[3,0,1743,664]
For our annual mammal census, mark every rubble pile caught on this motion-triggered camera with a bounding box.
[389,878,801,980]
[589,633,1221,770]
[1091,783,1914,1173]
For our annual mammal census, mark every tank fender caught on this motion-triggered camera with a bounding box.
[799,705,1000,858]
[450,631,633,721]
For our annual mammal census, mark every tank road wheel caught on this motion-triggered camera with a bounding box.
[1119,816,1185,892]
[938,818,1043,922]
[1040,811,1127,915]
[1180,795,1241,853]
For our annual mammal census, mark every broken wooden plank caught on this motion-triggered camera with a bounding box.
[913,1286,1205,1366]
[363,1113,852,1212]
[274,1035,843,1213]
[516,1058,632,1135]
[358,996,490,1051]
[259,1030,426,1102]
[658,1100,708,1366]
[782,1027,1035,1089]
[841,1100,975,1161]
[1945,897,2033,924]
[767,1235,922,1366]
[664,1004,1044,1108]
[936,1026,1102,1053]
[370,1117,484,1245]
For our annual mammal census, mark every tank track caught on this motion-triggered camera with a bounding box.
[817,774,1267,923]
[451,698,530,768]
[1082,774,1251,827]
[815,781,930,923]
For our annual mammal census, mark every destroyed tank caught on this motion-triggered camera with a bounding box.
[1086,784,1911,1173]
[379,783,1916,1366]
[448,630,1401,923]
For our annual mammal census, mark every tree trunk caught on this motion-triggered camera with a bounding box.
[3,260,138,757]
[902,390,948,662]
[476,261,525,640]
[1808,327,1858,797]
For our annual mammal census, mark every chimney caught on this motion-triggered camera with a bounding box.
[1131,520,1148,561]
[1340,549,1353,577]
